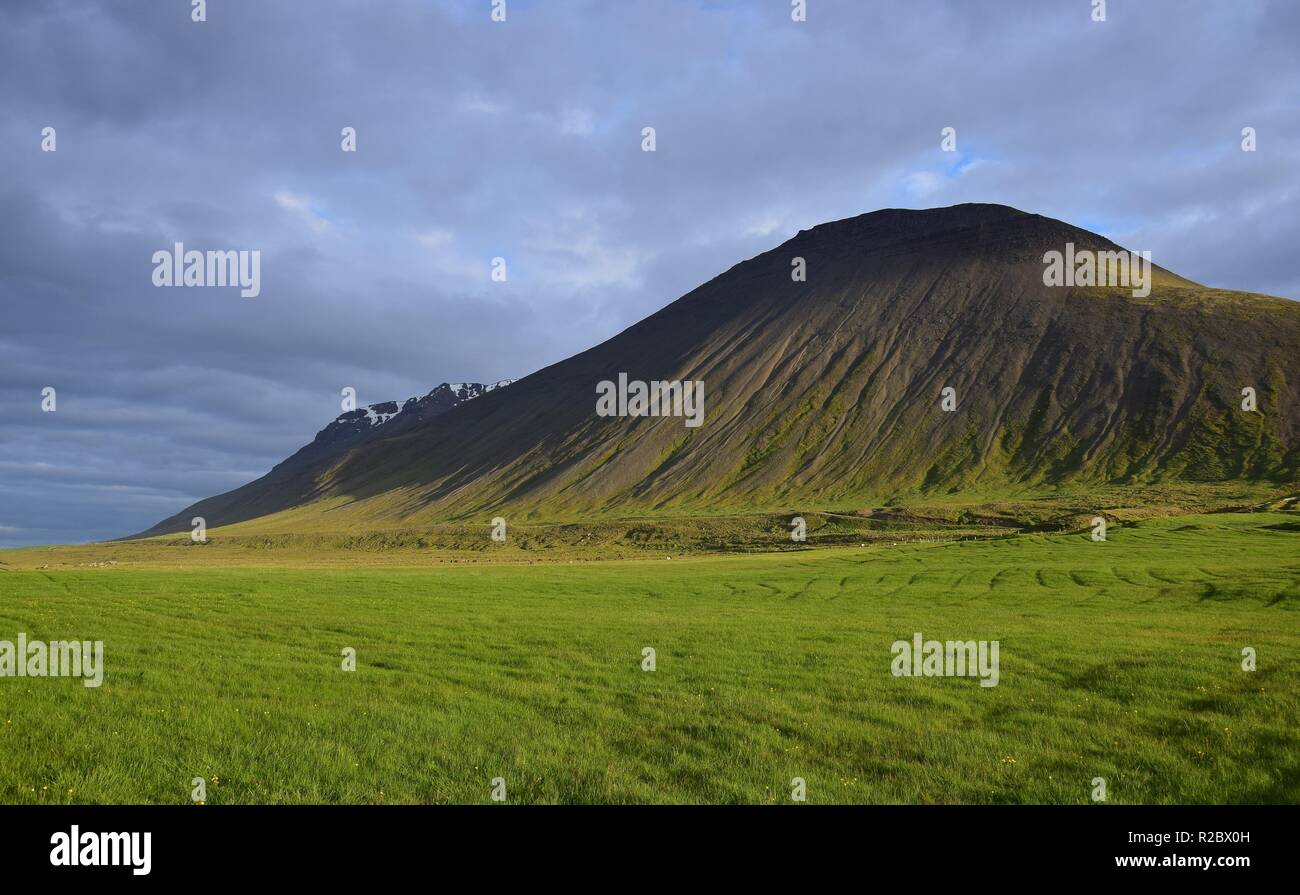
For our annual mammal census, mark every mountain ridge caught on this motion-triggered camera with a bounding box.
[311,380,514,456]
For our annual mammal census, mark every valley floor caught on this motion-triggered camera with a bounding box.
[0,513,1296,804]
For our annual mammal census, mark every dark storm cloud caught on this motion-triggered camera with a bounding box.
[1,0,1296,546]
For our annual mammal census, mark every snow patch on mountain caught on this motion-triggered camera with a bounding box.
[320,380,515,443]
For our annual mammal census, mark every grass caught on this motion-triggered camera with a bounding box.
[0,512,1296,804]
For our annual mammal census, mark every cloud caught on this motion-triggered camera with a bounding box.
[274,191,333,234]
[558,106,596,137]
[0,0,1296,545]
[906,171,945,198]
[414,227,484,282]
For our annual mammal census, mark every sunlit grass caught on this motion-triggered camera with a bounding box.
[0,513,1295,804]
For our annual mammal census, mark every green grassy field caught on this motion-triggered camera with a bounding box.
[0,512,1296,804]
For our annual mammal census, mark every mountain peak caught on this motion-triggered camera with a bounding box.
[329,380,515,444]
[436,380,515,400]
[812,202,1028,229]
[778,203,1168,278]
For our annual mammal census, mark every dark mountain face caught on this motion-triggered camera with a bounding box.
[138,204,1300,537]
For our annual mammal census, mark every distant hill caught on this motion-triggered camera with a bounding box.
[136,204,1300,537]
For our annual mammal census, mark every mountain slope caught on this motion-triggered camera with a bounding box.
[138,381,512,536]
[139,204,1300,536]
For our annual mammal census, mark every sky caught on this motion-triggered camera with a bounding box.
[1,0,1297,547]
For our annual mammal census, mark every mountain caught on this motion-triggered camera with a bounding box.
[138,204,1300,537]
[139,381,512,536]
[300,380,514,464]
